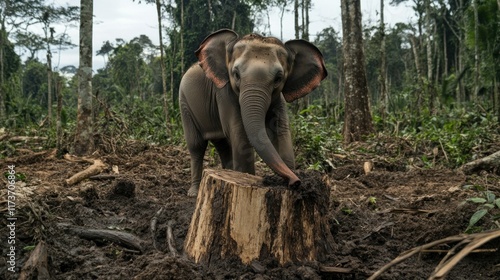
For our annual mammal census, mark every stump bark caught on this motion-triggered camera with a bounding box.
[184,169,334,266]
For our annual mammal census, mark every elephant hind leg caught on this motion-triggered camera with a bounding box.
[181,105,208,197]
[212,139,233,169]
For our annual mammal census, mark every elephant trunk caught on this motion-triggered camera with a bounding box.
[239,89,300,187]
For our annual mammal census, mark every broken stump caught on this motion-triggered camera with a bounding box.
[184,169,334,266]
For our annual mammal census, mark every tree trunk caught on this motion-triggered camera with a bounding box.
[425,0,435,114]
[184,169,333,266]
[74,0,94,156]
[473,0,480,101]
[294,0,299,39]
[180,0,185,75]
[379,0,388,118]
[410,35,423,114]
[341,0,373,143]
[155,0,170,132]
[56,78,62,152]
[279,2,286,40]
[47,50,53,126]
[231,10,236,30]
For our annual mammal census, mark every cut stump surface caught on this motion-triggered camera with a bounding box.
[184,169,333,266]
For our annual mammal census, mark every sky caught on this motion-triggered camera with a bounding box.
[34,0,414,71]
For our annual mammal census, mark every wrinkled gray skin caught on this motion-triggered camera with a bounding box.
[179,29,327,197]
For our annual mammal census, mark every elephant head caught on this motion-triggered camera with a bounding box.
[195,29,327,186]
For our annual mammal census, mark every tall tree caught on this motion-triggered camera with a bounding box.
[473,0,480,101]
[341,0,373,143]
[379,0,388,117]
[155,0,170,130]
[294,0,299,39]
[74,0,93,155]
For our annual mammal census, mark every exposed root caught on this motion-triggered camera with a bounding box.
[150,207,164,251]
[19,241,50,280]
[57,223,144,252]
[167,220,178,257]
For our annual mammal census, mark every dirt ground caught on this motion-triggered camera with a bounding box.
[1,143,500,279]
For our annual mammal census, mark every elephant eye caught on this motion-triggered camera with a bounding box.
[274,73,284,86]
[233,71,240,80]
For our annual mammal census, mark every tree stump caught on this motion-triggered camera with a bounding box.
[184,169,334,266]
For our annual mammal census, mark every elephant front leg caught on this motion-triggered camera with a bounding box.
[187,141,208,197]
[232,137,256,175]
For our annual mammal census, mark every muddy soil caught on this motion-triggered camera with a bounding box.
[1,144,499,279]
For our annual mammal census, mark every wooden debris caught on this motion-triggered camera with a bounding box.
[65,159,106,186]
[363,161,374,174]
[5,149,56,165]
[319,265,353,274]
[150,207,164,251]
[368,229,500,280]
[89,174,121,180]
[7,136,48,142]
[166,220,178,257]
[184,169,333,266]
[19,241,50,280]
[459,150,500,174]
[58,223,144,252]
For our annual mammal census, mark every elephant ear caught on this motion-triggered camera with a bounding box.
[282,40,327,102]
[195,29,239,88]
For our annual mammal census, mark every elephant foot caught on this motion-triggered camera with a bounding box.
[187,185,199,197]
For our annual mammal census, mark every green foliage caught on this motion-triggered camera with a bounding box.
[374,107,499,168]
[465,190,500,233]
[291,105,342,171]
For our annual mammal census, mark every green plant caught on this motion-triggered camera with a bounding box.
[341,207,353,215]
[465,190,500,233]
[291,105,342,171]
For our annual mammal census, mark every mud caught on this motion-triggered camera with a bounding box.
[1,144,499,279]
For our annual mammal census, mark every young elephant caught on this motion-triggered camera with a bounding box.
[180,29,327,197]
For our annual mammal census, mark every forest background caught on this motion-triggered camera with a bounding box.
[1,0,499,171]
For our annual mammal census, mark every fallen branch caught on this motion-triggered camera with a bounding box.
[167,220,178,257]
[430,230,500,279]
[459,150,500,174]
[8,136,48,142]
[5,149,56,165]
[63,153,95,164]
[368,230,500,280]
[150,207,164,251]
[58,223,143,252]
[89,174,124,180]
[65,159,106,186]
[19,241,50,280]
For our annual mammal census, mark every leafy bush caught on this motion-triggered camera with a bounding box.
[290,105,342,171]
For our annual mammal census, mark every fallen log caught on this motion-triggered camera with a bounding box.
[65,159,106,186]
[459,150,500,174]
[58,223,144,252]
[19,241,50,280]
[184,169,333,266]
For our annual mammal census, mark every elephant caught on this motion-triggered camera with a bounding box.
[179,29,327,197]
